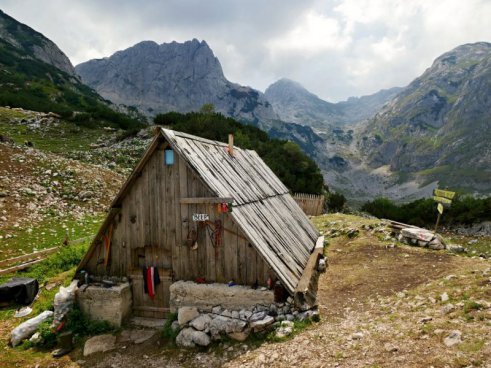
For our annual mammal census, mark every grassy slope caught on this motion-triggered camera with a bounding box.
[0,37,143,131]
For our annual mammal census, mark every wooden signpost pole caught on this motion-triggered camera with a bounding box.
[434,212,442,233]
[433,189,455,234]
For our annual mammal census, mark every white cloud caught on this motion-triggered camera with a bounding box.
[267,11,350,54]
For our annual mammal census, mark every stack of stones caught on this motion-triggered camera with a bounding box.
[174,302,319,347]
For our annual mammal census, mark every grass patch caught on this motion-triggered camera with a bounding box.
[0,241,89,285]
[459,339,485,353]
[463,301,483,313]
[0,214,102,261]
[0,109,112,154]
[161,312,179,344]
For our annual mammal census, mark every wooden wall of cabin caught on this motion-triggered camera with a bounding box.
[83,139,271,291]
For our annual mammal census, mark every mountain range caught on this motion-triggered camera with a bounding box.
[1,9,490,201]
[75,39,278,124]
[264,78,401,129]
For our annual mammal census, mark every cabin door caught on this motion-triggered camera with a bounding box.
[129,247,172,318]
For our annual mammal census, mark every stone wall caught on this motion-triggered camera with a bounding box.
[170,281,319,347]
[76,282,132,327]
[169,281,274,312]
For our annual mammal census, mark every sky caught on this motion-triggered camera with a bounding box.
[2,0,491,102]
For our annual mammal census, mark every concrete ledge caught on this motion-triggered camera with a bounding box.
[76,282,132,327]
[169,281,274,313]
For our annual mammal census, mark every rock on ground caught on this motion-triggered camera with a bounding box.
[83,334,116,356]
[178,307,200,326]
[189,314,212,331]
[176,327,211,347]
[443,330,462,347]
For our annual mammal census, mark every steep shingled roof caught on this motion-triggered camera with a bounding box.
[162,129,319,293]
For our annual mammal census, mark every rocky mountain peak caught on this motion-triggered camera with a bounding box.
[358,42,491,194]
[75,39,276,122]
[0,10,76,76]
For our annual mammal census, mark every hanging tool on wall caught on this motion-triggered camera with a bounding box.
[103,224,113,267]
[185,227,199,250]
[204,219,222,249]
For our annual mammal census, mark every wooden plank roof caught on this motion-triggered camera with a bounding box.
[162,128,319,293]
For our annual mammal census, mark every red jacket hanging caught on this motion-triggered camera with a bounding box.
[142,266,161,299]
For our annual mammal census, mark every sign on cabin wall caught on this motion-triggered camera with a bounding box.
[192,214,209,222]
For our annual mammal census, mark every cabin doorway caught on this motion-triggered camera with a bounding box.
[129,246,172,318]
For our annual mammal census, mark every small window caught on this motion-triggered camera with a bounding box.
[165,148,174,165]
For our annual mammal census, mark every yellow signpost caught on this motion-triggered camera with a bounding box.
[433,189,456,233]
[434,189,456,200]
[433,196,452,205]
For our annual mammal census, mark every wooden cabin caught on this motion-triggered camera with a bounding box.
[76,128,324,318]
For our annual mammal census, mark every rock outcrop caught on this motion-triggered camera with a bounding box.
[359,42,491,193]
[0,10,75,76]
[75,39,277,123]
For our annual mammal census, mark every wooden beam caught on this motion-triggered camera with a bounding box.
[0,246,59,268]
[179,197,234,204]
[294,236,324,294]
[0,258,45,276]
[133,306,170,313]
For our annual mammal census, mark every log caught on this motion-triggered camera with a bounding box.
[0,246,59,268]
[0,258,45,275]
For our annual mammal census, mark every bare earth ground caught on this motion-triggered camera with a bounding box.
[1,214,490,367]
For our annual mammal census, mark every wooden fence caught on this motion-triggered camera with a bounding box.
[293,193,325,216]
[0,235,93,276]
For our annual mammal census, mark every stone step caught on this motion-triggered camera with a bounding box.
[129,316,166,329]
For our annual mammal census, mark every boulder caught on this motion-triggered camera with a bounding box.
[189,314,212,331]
[228,329,251,342]
[250,315,274,332]
[83,334,116,356]
[176,328,211,347]
[209,316,247,336]
[131,330,156,344]
[446,244,466,253]
[249,311,268,322]
[443,330,462,347]
[275,321,294,338]
[178,307,200,326]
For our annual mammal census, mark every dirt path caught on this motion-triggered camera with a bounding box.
[224,219,491,368]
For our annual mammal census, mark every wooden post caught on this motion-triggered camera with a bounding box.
[434,212,442,234]
[434,202,444,234]
[228,134,234,157]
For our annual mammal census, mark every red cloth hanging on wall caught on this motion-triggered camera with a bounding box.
[142,266,161,299]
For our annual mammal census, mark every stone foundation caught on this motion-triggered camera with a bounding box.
[170,281,319,347]
[169,281,274,313]
[76,282,132,327]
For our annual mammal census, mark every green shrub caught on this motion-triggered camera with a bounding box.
[361,196,491,227]
[22,244,88,285]
[325,192,346,213]
[161,312,179,342]
[65,304,113,338]
[36,320,57,348]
